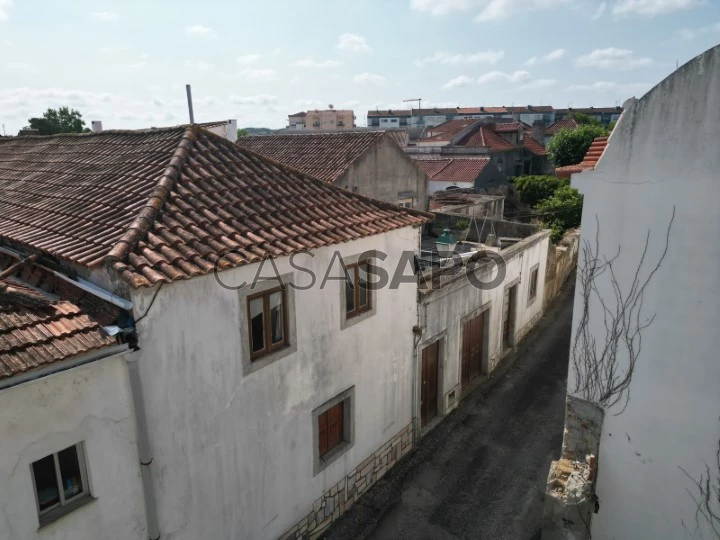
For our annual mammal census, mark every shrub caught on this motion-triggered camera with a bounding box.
[547,124,607,167]
[536,185,584,242]
[513,175,569,208]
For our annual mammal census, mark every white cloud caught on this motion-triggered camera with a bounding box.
[576,48,653,70]
[443,75,475,89]
[475,0,575,21]
[353,72,386,85]
[612,0,705,16]
[416,50,505,66]
[186,25,212,36]
[230,94,279,106]
[294,57,344,69]
[410,0,475,15]
[676,21,720,39]
[519,78,557,89]
[237,54,261,64]
[93,11,118,21]
[239,68,278,82]
[293,99,324,109]
[0,0,14,20]
[477,70,531,85]
[129,61,147,71]
[592,2,608,19]
[336,33,373,53]
[6,62,39,74]
[566,81,651,93]
[185,60,214,71]
[153,96,164,107]
[524,48,566,66]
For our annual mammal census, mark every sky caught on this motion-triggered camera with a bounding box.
[1,0,719,134]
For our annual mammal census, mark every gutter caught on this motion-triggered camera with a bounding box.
[124,352,160,540]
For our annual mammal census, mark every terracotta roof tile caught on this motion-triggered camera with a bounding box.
[0,254,118,381]
[0,127,431,288]
[555,136,609,179]
[458,126,516,151]
[493,122,525,133]
[414,158,490,183]
[236,131,386,183]
[546,118,579,135]
[522,130,548,156]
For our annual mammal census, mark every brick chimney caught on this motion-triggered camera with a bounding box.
[532,120,546,146]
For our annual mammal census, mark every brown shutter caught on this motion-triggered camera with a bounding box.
[327,402,344,451]
[318,411,328,457]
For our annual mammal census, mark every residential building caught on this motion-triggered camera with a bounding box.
[286,109,355,131]
[429,190,505,220]
[414,157,505,194]
[554,106,622,127]
[0,254,146,539]
[237,131,429,209]
[545,45,720,540]
[0,125,430,540]
[543,117,579,146]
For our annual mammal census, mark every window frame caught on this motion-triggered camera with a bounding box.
[312,387,355,475]
[31,442,92,525]
[527,264,539,305]
[344,260,372,319]
[247,286,289,361]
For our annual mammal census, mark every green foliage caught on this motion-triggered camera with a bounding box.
[513,175,569,208]
[236,128,249,138]
[570,112,601,127]
[607,120,617,133]
[28,107,86,135]
[453,218,470,230]
[536,185,583,241]
[547,124,607,167]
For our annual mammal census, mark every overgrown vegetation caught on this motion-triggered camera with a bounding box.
[27,107,88,135]
[571,111,602,127]
[513,175,569,208]
[547,124,607,167]
[536,186,584,241]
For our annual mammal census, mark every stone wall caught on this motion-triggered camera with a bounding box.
[279,423,414,540]
[543,230,579,307]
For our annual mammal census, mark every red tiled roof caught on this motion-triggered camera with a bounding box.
[414,158,490,183]
[546,118,579,135]
[555,107,622,115]
[423,119,479,142]
[522,130,548,156]
[458,126,516,151]
[506,105,554,113]
[0,254,118,381]
[493,122,525,133]
[236,131,387,183]
[0,127,431,288]
[555,136,609,179]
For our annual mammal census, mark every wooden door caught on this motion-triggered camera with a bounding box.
[462,313,484,387]
[503,285,517,348]
[420,341,439,426]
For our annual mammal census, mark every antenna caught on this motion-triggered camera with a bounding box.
[185,84,195,124]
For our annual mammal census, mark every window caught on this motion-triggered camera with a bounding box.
[528,265,539,304]
[313,387,355,474]
[31,443,90,522]
[318,401,344,458]
[397,197,414,208]
[248,287,288,360]
[345,261,371,318]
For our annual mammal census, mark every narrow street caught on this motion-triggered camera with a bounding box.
[324,280,575,540]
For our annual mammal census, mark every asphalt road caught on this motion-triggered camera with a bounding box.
[323,279,575,540]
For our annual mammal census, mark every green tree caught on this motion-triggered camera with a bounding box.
[607,120,617,133]
[512,175,569,207]
[27,107,87,135]
[236,128,249,138]
[570,111,602,127]
[536,185,584,241]
[547,124,607,167]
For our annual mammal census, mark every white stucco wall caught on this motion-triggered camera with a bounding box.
[428,180,474,195]
[568,45,720,539]
[130,226,421,540]
[0,355,146,540]
[419,232,550,416]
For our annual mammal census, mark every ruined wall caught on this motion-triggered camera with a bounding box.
[543,230,579,308]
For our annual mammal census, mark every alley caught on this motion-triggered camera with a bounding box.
[324,280,575,540]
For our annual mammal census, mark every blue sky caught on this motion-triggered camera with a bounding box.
[1,0,719,134]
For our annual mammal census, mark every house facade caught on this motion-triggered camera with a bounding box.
[0,126,429,540]
[238,131,429,210]
[286,109,355,131]
[553,45,720,539]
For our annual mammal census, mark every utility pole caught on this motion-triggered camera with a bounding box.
[185,84,195,124]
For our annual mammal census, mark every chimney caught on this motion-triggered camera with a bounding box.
[532,120,546,145]
[91,120,103,133]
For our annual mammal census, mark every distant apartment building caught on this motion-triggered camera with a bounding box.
[368,105,621,129]
[287,109,356,131]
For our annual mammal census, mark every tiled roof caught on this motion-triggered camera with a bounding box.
[0,127,430,288]
[236,131,387,183]
[414,158,490,183]
[367,110,412,117]
[424,119,479,142]
[522,130,548,156]
[289,111,307,117]
[555,107,622,115]
[555,136,609,179]
[493,122,525,133]
[457,126,516,151]
[0,254,118,381]
[506,105,554,113]
[546,118,579,135]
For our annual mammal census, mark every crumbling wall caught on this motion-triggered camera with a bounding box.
[542,395,604,540]
[543,230,579,307]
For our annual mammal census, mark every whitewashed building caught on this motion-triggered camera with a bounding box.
[559,45,720,539]
[0,126,429,540]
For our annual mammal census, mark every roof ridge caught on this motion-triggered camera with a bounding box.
[0,126,188,142]
[104,127,196,266]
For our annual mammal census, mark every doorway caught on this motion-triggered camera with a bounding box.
[420,341,440,427]
[503,284,518,349]
[461,311,485,389]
